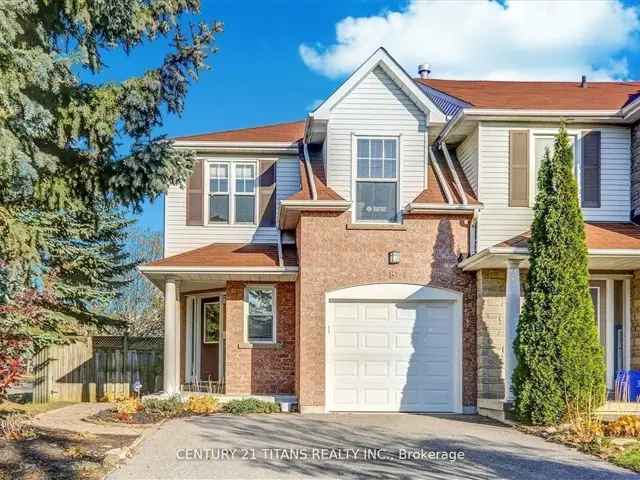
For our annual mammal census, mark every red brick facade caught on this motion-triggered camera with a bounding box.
[224,281,296,395]
[177,214,476,408]
[295,211,477,410]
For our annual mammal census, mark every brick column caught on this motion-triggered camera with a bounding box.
[225,281,251,394]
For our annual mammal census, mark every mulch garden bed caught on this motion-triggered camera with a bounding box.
[86,408,168,425]
[0,426,135,480]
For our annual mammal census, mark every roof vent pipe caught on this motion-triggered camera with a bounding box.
[581,75,587,88]
[418,63,431,79]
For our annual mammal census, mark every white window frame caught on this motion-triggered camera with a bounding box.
[351,134,401,224]
[205,159,259,225]
[244,285,277,344]
[208,162,231,224]
[528,128,582,208]
[233,162,258,224]
[202,300,221,344]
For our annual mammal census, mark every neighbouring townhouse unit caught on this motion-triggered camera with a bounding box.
[139,48,640,419]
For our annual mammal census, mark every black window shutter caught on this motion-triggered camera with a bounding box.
[186,159,204,225]
[582,131,601,208]
[258,159,277,227]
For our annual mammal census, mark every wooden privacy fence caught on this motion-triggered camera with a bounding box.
[33,336,163,403]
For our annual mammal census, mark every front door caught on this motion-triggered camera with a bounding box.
[589,279,630,392]
[200,297,222,381]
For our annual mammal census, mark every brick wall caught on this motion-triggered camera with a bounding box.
[224,281,296,395]
[296,211,477,410]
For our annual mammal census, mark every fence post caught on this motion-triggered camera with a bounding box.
[123,331,129,397]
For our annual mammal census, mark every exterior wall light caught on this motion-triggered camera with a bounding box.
[388,251,401,265]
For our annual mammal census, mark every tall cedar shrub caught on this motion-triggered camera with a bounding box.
[512,126,605,425]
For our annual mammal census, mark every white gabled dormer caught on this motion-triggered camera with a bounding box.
[304,48,447,224]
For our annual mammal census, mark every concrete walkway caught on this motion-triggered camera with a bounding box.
[31,402,145,437]
[108,413,638,479]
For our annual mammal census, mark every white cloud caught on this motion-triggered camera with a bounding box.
[299,0,640,81]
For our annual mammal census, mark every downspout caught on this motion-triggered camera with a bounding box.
[428,146,454,204]
[277,236,284,267]
[439,141,468,205]
[303,142,318,200]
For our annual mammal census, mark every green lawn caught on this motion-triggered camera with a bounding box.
[0,400,75,417]
[611,443,640,472]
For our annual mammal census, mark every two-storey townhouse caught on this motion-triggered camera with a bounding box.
[140,48,640,419]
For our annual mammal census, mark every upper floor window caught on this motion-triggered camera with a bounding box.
[209,163,230,223]
[510,129,599,209]
[355,138,398,223]
[208,162,257,224]
[234,163,256,223]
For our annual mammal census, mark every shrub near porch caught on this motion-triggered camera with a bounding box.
[91,394,282,424]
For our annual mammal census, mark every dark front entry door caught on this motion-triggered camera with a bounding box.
[200,297,220,381]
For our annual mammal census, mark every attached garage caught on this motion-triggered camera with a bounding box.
[325,284,463,413]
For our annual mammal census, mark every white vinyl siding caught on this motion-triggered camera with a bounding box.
[326,66,426,210]
[164,154,300,257]
[476,122,631,250]
[455,127,479,195]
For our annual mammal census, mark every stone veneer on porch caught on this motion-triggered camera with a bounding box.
[478,268,640,420]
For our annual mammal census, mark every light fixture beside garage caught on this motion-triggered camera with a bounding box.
[388,251,400,264]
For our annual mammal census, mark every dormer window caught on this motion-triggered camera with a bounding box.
[355,137,398,223]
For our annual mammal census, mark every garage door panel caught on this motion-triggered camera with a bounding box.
[329,300,456,412]
[334,360,358,376]
[364,389,390,405]
[334,388,359,406]
[364,361,388,377]
[393,334,413,349]
[362,304,390,322]
[334,332,358,348]
[362,333,388,349]
[334,303,358,320]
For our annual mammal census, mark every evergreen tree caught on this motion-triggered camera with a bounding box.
[513,126,605,425]
[0,1,221,388]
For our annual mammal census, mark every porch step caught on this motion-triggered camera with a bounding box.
[596,401,640,421]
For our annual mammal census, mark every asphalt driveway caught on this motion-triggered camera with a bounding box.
[108,413,638,479]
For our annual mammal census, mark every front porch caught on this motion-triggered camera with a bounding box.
[138,243,298,398]
[461,222,640,421]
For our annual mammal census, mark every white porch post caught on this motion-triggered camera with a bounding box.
[606,278,615,390]
[505,259,522,401]
[164,277,178,394]
[175,282,181,391]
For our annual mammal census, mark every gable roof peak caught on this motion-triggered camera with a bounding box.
[310,48,447,124]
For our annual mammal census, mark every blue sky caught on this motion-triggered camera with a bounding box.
[117,0,640,233]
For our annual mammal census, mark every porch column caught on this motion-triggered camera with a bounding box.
[174,282,181,390]
[164,277,178,394]
[504,259,522,401]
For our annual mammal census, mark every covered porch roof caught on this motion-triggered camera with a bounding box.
[138,243,298,292]
[460,222,640,271]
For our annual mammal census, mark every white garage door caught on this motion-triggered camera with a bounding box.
[328,301,456,412]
